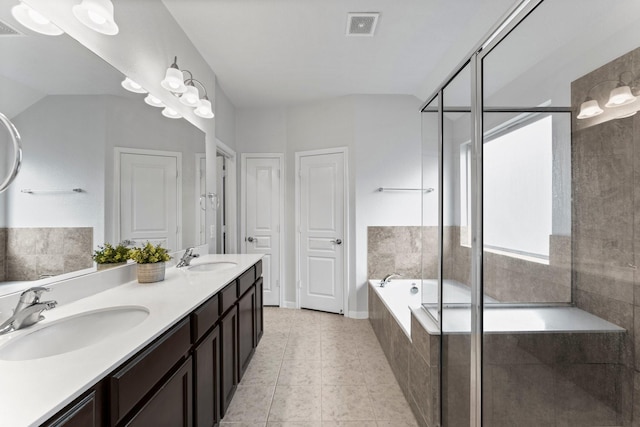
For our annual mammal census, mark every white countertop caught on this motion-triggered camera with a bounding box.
[0,253,262,427]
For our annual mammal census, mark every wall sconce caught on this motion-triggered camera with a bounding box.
[144,94,165,108]
[11,1,63,35]
[72,0,119,35]
[11,0,119,36]
[577,71,640,120]
[121,77,147,94]
[161,56,214,119]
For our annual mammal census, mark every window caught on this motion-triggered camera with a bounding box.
[460,115,553,259]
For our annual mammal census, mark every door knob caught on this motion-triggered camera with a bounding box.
[330,239,342,245]
[246,236,256,242]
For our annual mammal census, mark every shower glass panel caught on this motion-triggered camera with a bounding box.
[480,0,635,424]
[440,62,472,427]
[421,94,439,310]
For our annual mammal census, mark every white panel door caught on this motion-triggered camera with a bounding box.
[244,157,281,306]
[120,152,178,251]
[298,152,345,314]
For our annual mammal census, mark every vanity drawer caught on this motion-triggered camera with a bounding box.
[192,294,219,343]
[109,318,191,426]
[237,266,256,297]
[255,260,263,280]
[219,281,238,314]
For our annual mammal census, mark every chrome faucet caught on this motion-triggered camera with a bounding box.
[380,273,402,287]
[176,247,200,268]
[0,287,57,335]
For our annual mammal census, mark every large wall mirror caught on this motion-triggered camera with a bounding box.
[0,2,206,295]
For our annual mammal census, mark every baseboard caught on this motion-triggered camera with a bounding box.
[282,300,297,309]
[348,310,368,319]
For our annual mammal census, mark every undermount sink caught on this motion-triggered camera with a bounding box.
[0,306,149,361]
[188,261,237,272]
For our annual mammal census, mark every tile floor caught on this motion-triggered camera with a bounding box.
[220,307,419,427]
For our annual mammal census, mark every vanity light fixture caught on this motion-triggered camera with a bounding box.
[72,0,119,35]
[121,77,147,94]
[144,94,165,108]
[160,56,214,119]
[161,107,182,119]
[577,71,640,120]
[161,57,188,93]
[11,1,64,36]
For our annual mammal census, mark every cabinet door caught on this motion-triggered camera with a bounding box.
[45,388,103,427]
[255,277,264,344]
[126,357,193,427]
[194,325,221,427]
[220,305,238,417]
[238,285,256,380]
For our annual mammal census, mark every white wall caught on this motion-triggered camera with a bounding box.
[236,95,422,316]
[4,96,107,247]
[26,0,220,252]
[214,82,237,150]
[3,94,204,251]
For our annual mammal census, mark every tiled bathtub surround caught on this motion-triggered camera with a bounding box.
[0,227,93,281]
[367,225,571,303]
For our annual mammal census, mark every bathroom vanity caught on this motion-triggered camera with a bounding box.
[0,254,263,427]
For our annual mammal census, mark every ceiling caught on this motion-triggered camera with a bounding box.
[162,0,517,108]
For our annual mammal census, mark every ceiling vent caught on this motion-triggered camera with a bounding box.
[0,19,22,36]
[346,13,379,37]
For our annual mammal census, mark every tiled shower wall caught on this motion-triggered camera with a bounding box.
[0,227,93,281]
[367,225,571,303]
[571,46,640,424]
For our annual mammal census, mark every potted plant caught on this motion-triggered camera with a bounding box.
[128,242,172,283]
[93,243,130,270]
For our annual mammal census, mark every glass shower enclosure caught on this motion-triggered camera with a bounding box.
[421,0,640,425]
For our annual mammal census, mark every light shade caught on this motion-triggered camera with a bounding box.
[577,98,604,120]
[194,99,214,119]
[605,85,637,108]
[161,67,187,93]
[72,0,119,35]
[179,84,201,107]
[11,2,64,36]
[144,94,165,108]
[161,107,182,119]
[121,77,147,94]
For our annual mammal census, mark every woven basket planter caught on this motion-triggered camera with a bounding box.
[137,262,166,283]
[97,262,127,271]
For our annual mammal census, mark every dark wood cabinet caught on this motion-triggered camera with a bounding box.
[43,386,104,427]
[219,305,238,417]
[237,284,256,380]
[126,357,193,427]
[194,325,221,427]
[109,318,191,426]
[255,277,263,344]
[43,260,264,427]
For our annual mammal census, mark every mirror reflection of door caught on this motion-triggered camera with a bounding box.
[216,154,226,253]
[117,148,181,251]
[195,153,206,246]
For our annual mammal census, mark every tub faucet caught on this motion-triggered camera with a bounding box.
[380,273,402,287]
[177,247,200,268]
[0,287,57,335]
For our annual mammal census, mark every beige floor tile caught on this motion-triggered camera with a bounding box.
[268,385,322,421]
[278,359,322,385]
[375,421,418,427]
[367,383,417,423]
[283,340,322,360]
[322,359,366,385]
[360,356,398,386]
[321,385,375,421]
[221,385,275,422]
[267,422,322,427]
[220,423,267,427]
[322,422,378,427]
[240,359,281,386]
[322,341,360,361]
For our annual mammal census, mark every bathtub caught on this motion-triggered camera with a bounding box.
[369,279,625,337]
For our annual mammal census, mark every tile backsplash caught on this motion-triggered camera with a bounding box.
[0,227,93,281]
